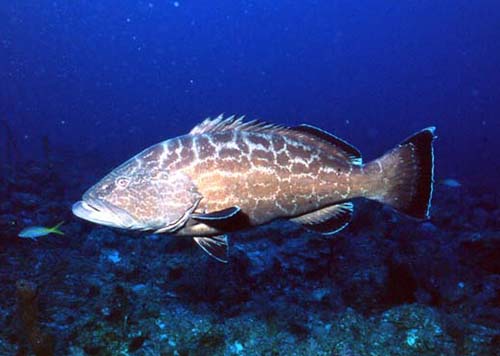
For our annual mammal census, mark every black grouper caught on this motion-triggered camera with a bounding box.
[73,115,435,262]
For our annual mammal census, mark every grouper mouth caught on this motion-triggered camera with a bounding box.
[72,198,139,229]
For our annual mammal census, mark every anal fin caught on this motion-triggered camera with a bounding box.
[193,235,229,263]
[290,202,354,236]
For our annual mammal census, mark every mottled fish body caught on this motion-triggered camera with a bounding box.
[73,115,435,262]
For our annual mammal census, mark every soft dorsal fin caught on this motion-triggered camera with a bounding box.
[290,202,354,235]
[189,114,289,135]
[292,124,362,166]
[192,206,241,221]
[193,235,229,263]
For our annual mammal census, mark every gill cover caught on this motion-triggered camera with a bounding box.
[149,170,202,233]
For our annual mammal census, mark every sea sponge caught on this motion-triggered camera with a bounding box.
[16,279,55,356]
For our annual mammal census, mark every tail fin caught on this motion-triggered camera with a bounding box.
[49,221,65,235]
[364,127,436,219]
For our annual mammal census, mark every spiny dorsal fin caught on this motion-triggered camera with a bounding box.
[290,202,354,236]
[189,114,289,135]
[292,124,362,166]
[194,235,229,263]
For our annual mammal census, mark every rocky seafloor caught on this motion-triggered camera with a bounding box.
[0,162,499,356]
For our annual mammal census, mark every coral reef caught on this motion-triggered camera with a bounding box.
[0,160,499,355]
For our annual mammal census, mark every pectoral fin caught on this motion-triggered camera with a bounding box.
[155,197,201,234]
[291,202,354,236]
[191,206,249,232]
[193,235,229,263]
[192,206,241,221]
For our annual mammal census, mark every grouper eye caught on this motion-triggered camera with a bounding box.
[115,177,130,189]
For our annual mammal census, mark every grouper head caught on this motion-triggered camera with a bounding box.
[72,144,201,232]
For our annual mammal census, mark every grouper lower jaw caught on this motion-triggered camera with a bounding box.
[72,199,139,230]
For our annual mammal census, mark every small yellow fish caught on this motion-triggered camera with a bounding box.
[18,221,65,240]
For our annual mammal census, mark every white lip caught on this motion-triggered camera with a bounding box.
[72,200,135,229]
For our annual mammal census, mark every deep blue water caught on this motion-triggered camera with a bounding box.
[1,0,499,189]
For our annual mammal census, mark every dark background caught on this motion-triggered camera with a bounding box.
[1,0,499,190]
